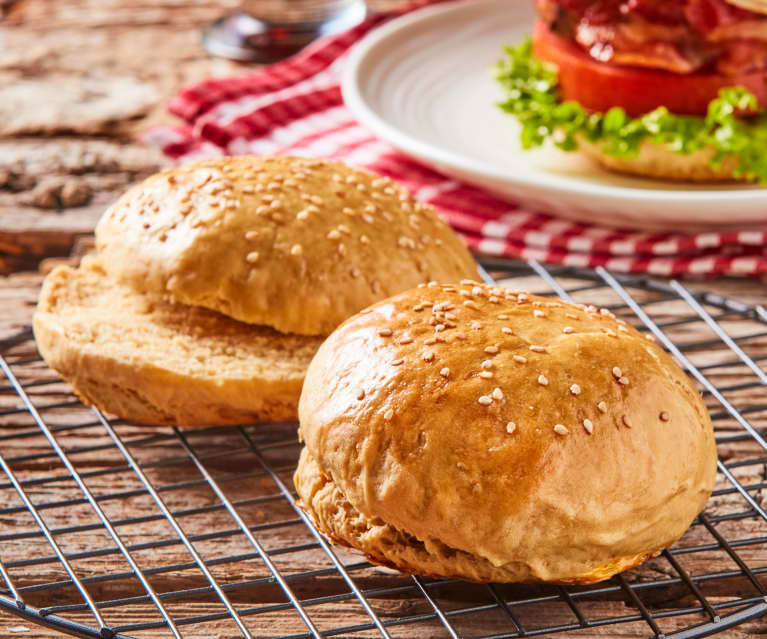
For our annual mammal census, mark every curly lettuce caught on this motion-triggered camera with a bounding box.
[495,38,767,183]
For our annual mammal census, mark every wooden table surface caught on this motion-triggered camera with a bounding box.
[2,2,767,638]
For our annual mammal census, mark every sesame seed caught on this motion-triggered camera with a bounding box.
[492,387,504,400]
[506,422,517,434]
[362,213,374,224]
[246,251,259,264]
[460,279,479,286]
[342,207,355,216]
[463,301,480,310]
[612,367,622,378]
[327,229,341,240]
[422,351,435,362]
[471,321,482,330]
[484,345,499,354]
[399,336,413,345]
[378,328,393,337]
[618,326,630,333]
[546,302,562,308]
[459,290,472,298]
[290,244,303,256]
[603,329,617,338]
[384,409,394,421]
[481,360,493,370]
[337,244,346,256]
[242,185,254,194]
[471,286,485,297]
[566,313,578,320]
[338,224,351,234]
[583,419,594,434]
[570,384,581,395]
[440,367,450,378]
[533,310,545,318]
[360,235,370,244]
[597,401,608,413]
[513,355,527,364]
[296,210,309,221]
[563,326,574,334]
[392,359,404,366]
[554,424,569,436]
[480,371,494,379]
[498,314,510,320]
[478,396,493,406]
[502,327,513,335]
[454,332,467,340]
[622,415,632,428]
[350,267,361,278]
[245,230,259,240]
[517,294,529,303]
[424,337,437,345]
[538,374,548,386]
[529,345,546,353]
[435,324,446,332]
[488,296,500,304]
[645,334,655,342]
[660,411,670,422]
[618,376,629,386]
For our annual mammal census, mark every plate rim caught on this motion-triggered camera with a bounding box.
[341,0,767,207]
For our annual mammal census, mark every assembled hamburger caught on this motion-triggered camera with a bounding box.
[496,0,767,182]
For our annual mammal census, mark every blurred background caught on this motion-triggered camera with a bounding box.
[0,0,398,277]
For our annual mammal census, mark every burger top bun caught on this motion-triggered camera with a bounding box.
[95,156,478,336]
[297,282,717,583]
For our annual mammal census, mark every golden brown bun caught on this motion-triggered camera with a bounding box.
[295,282,717,583]
[95,156,478,336]
[579,138,742,182]
[33,257,323,426]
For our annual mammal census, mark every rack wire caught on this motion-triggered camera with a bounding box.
[0,257,766,639]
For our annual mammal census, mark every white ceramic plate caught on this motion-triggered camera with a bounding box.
[342,0,767,231]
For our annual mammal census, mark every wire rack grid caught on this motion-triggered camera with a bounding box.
[0,257,766,639]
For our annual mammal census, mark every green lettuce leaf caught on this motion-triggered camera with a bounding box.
[495,38,767,183]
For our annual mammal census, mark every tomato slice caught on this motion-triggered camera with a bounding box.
[532,22,767,116]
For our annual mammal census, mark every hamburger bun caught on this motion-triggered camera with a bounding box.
[95,156,478,336]
[578,138,743,182]
[294,282,717,583]
[34,257,323,426]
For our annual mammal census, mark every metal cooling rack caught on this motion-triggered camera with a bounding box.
[1,257,766,639]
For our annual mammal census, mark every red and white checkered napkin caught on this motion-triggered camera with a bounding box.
[146,2,767,278]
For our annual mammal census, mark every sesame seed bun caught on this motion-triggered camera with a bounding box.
[95,156,478,336]
[578,138,743,182]
[294,282,717,583]
[34,257,323,426]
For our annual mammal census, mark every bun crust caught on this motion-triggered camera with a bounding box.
[295,283,717,583]
[34,257,322,426]
[95,156,478,336]
[579,138,742,182]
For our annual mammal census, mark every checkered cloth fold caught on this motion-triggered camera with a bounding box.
[146,1,767,278]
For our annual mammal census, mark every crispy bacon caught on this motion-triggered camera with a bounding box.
[538,0,767,73]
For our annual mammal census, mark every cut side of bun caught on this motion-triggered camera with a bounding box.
[578,138,743,182]
[34,257,323,426]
